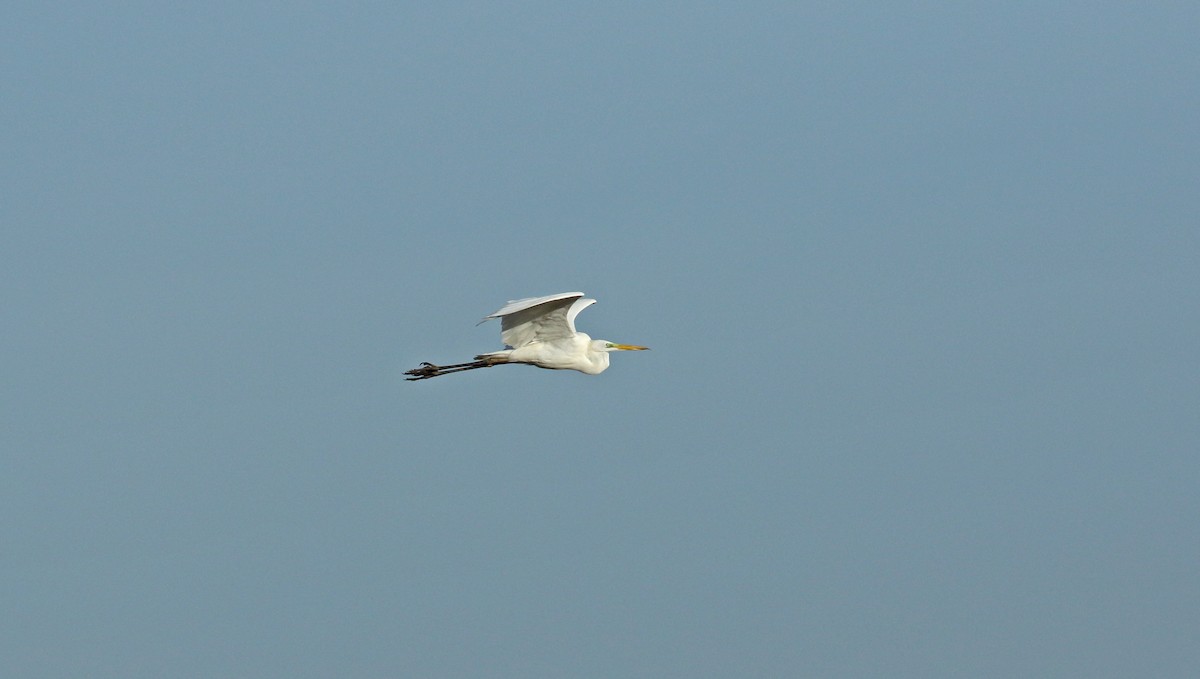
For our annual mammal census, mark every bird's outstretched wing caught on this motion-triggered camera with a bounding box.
[480,292,595,348]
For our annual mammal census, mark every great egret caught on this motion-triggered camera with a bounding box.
[405,292,648,381]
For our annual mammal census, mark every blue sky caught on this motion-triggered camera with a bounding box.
[3,3,1198,677]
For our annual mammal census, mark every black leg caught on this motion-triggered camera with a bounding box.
[405,359,496,381]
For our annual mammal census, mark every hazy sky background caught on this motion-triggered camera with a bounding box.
[3,3,1198,677]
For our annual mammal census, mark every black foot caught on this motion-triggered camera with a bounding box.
[404,359,493,381]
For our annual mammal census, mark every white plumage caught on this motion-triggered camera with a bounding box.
[406,292,648,381]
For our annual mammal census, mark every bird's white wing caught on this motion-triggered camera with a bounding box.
[480,292,593,348]
[484,292,584,319]
[564,296,597,334]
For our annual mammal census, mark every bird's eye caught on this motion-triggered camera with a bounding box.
[605,343,614,348]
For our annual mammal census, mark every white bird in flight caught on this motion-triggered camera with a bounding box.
[405,292,648,381]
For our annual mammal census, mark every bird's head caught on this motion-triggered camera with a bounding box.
[593,340,650,353]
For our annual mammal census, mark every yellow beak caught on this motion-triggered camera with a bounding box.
[613,344,649,351]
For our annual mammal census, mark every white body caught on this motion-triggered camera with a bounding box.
[500,332,611,374]
[474,292,646,375]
